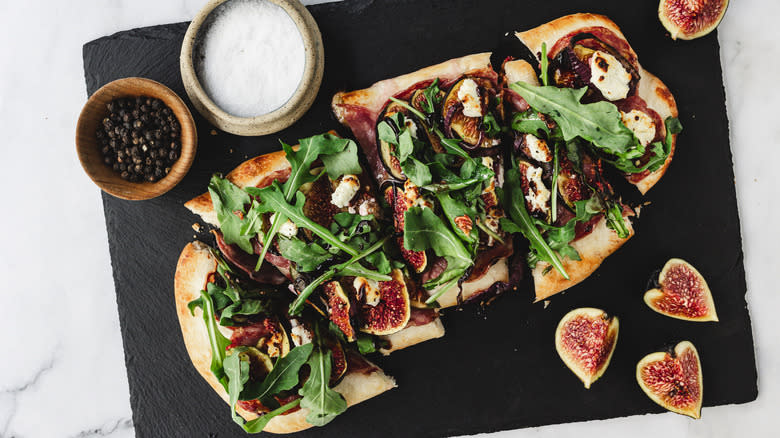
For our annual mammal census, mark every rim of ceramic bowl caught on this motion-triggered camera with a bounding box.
[75,77,197,200]
[180,0,324,136]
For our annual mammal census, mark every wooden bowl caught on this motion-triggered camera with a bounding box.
[75,77,197,200]
[180,0,324,136]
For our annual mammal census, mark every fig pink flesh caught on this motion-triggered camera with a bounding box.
[662,0,728,36]
[655,263,709,318]
[561,316,616,375]
[639,348,701,410]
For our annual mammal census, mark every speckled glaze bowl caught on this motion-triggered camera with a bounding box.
[180,0,324,136]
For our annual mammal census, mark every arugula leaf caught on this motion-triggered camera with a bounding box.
[420,78,443,114]
[438,138,472,160]
[403,207,473,291]
[500,168,569,279]
[400,155,432,186]
[224,348,252,424]
[278,238,333,272]
[242,343,313,404]
[364,250,392,275]
[511,108,551,139]
[436,192,478,247]
[241,399,301,433]
[288,236,391,315]
[396,127,415,163]
[378,115,400,145]
[608,117,683,173]
[220,298,270,326]
[259,133,358,270]
[551,144,559,222]
[198,289,231,389]
[533,198,600,263]
[540,42,550,86]
[389,97,427,121]
[208,175,253,254]
[247,183,359,257]
[320,139,362,179]
[299,346,347,426]
[340,262,392,281]
[482,112,501,137]
[356,333,377,355]
[604,202,630,238]
[510,83,639,157]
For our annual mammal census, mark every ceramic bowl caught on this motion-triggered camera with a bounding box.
[75,77,197,200]
[180,0,324,136]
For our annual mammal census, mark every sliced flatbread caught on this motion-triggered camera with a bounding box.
[174,241,396,433]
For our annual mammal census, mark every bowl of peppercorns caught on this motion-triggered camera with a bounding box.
[76,77,197,200]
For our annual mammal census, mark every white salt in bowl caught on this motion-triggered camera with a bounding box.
[180,0,324,136]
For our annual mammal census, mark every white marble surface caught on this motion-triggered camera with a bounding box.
[0,0,776,437]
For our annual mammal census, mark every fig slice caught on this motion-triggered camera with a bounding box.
[323,280,356,342]
[555,308,619,389]
[358,269,411,336]
[644,258,718,322]
[385,185,427,273]
[636,340,703,419]
[659,0,729,40]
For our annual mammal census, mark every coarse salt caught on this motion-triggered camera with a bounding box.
[196,0,306,117]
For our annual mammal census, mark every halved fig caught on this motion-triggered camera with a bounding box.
[358,269,411,335]
[263,318,291,358]
[377,101,414,180]
[644,259,718,322]
[239,346,274,381]
[230,318,291,358]
[442,77,496,148]
[557,161,589,209]
[385,185,427,273]
[659,0,729,41]
[636,340,703,419]
[555,308,619,389]
[325,338,348,385]
[323,281,356,342]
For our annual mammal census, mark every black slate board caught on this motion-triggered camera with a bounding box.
[83,0,757,436]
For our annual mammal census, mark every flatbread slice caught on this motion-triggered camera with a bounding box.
[174,241,396,433]
[515,13,679,194]
[184,149,445,352]
[332,53,514,307]
[503,57,634,301]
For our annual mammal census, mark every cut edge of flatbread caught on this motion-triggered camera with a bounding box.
[174,241,396,434]
[531,214,634,302]
[514,12,678,194]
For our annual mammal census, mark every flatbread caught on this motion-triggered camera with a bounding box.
[174,241,396,434]
[184,151,445,352]
[332,53,513,307]
[379,318,445,355]
[332,52,493,122]
[505,52,635,301]
[515,13,679,194]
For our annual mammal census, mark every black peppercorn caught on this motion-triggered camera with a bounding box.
[97,95,182,182]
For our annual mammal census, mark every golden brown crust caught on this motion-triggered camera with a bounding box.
[532,215,634,301]
[184,150,292,226]
[515,13,635,61]
[503,60,540,86]
[174,241,396,434]
[332,52,493,124]
[515,13,678,194]
[431,258,509,308]
[378,318,445,355]
[634,69,679,194]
